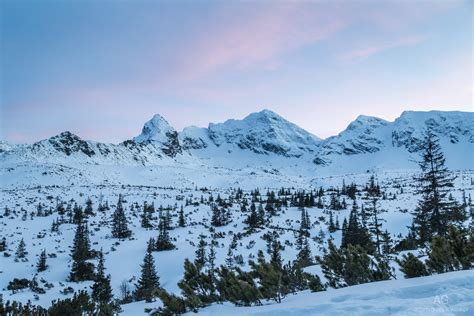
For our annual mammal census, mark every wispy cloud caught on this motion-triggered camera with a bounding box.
[339,35,426,62]
[172,2,349,80]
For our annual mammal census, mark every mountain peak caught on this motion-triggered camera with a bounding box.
[133,114,175,144]
[207,109,320,157]
[243,109,285,123]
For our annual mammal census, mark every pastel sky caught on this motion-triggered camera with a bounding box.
[1,0,472,143]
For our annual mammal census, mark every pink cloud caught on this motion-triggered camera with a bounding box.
[339,35,426,61]
[173,2,349,80]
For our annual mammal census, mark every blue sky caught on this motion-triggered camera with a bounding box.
[1,0,472,143]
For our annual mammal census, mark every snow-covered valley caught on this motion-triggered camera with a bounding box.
[1,110,473,315]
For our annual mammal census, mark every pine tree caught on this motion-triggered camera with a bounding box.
[156,288,187,314]
[244,203,259,229]
[300,207,311,231]
[210,204,229,227]
[111,196,131,239]
[36,249,47,272]
[365,196,386,256]
[397,253,429,278]
[225,235,239,269]
[73,204,84,224]
[15,238,27,259]
[319,240,373,288]
[412,130,466,243]
[135,244,160,302]
[426,235,460,273]
[91,250,113,306]
[296,236,313,268]
[84,198,94,216]
[328,211,336,233]
[178,259,217,310]
[0,237,6,252]
[216,267,261,306]
[141,203,153,229]
[208,238,217,273]
[341,218,348,247]
[195,235,207,270]
[342,201,372,250]
[257,204,265,226]
[249,251,285,303]
[178,205,186,227]
[269,239,282,270]
[69,222,94,281]
[155,214,175,251]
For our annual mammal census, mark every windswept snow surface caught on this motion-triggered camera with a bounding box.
[189,270,474,316]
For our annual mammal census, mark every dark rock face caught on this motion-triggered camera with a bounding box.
[181,137,208,150]
[161,131,182,157]
[43,131,96,157]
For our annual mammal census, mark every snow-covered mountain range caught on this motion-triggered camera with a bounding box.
[1,110,473,183]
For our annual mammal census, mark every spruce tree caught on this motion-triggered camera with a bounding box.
[15,238,27,259]
[178,205,186,227]
[69,222,94,281]
[412,130,466,243]
[141,203,152,229]
[0,237,6,252]
[365,196,386,256]
[36,249,47,272]
[111,196,131,239]
[257,204,265,226]
[156,215,175,251]
[300,207,311,231]
[84,198,94,216]
[73,204,84,224]
[269,239,282,270]
[91,250,113,306]
[328,211,336,233]
[244,203,259,229]
[135,243,160,302]
[296,236,313,268]
[342,201,371,250]
[194,235,207,270]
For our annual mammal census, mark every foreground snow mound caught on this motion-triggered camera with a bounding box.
[191,270,474,316]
